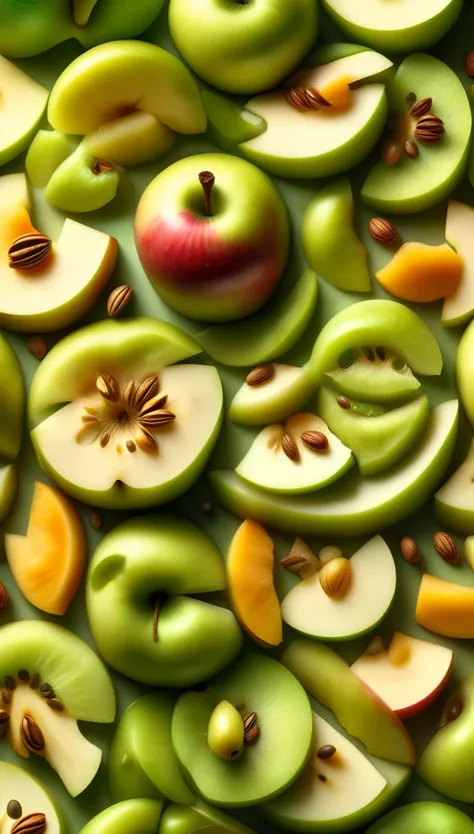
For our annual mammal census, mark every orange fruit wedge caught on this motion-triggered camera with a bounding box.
[5,482,86,615]
[375,241,464,303]
[227,518,282,647]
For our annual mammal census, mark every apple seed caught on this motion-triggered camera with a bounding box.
[281,433,300,462]
[400,536,421,564]
[20,715,45,753]
[11,811,46,834]
[433,531,459,565]
[317,744,336,760]
[7,800,22,819]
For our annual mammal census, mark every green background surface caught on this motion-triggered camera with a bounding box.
[2,1,474,831]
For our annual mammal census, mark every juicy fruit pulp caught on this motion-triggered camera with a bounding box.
[375,242,463,303]
[0,762,61,834]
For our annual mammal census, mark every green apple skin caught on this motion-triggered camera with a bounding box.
[45,145,120,213]
[0,0,163,57]
[324,351,421,405]
[0,463,17,524]
[362,54,472,214]
[229,364,316,426]
[456,318,474,428]
[79,800,163,834]
[418,675,474,802]
[109,693,194,805]
[0,333,24,460]
[197,270,318,367]
[168,0,318,95]
[26,129,73,189]
[160,803,256,834]
[366,802,474,834]
[282,641,414,766]
[211,400,458,537]
[321,0,463,53]
[86,516,243,687]
[201,88,266,152]
[302,180,371,293]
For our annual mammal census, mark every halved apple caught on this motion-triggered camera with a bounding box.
[281,535,396,641]
[351,633,453,719]
[0,173,117,333]
[435,438,474,532]
[443,201,474,326]
[0,55,48,166]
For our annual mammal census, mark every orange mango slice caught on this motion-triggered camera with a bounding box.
[5,482,86,615]
[227,518,282,647]
[416,573,474,638]
[375,242,464,303]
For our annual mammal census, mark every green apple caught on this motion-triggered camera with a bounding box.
[0,55,48,167]
[302,179,370,292]
[0,464,17,525]
[45,145,120,213]
[362,54,472,213]
[28,319,223,509]
[317,388,430,476]
[0,762,63,834]
[26,130,74,189]
[366,803,474,834]
[263,710,410,833]
[239,46,393,178]
[159,803,256,834]
[324,347,421,404]
[281,535,396,641]
[0,332,24,461]
[201,88,266,151]
[229,364,315,427]
[79,800,163,834]
[236,412,354,494]
[0,620,115,796]
[0,0,163,57]
[83,110,175,167]
[419,675,474,802]
[109,693,194,804]
[86,516,242,686]
[456,317,474,428]
[443,201,474,326]
[322,0,462,53]
[282,640,414,765]
[172,654,313,806]
[435,439,474,532]
[197,270,318,367]
[168,0,318,95]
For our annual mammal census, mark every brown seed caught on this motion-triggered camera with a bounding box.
[96,372,119,402]
[400,536,421,564]
[20,716,45,753]
[246,364,274,387]
[337,396,351,410]
[39,683,54,698]
[410,97,432,118]
[139,409,176,428]
[29,674,40,690]
[0,581,9,609]
[100,428,112,448]
[281,538,321,579]
[433,531,460,565]
[107,285,133,317]
[7,799,22,819]
[1,688,11,704]
[317,774,327,783]
[301,431,328,452]
[368,217,398,246]
[414,113,445,143]
[465,49,474,76]
[0,709,10,736]
[244,725,260,746]
[281,432,300,462]
[134,376,160,408]
[90,511,102,531]
[27,336,48,361]
[404,139,419,159]
[8,233,52,270]
[285,86,331,112]
[243,712,257,733]
[47,698,64,712]
[122,379,136,407]
[18,670,30,683]
[136,427,158,453]
[91,158,114,175]
[5,676,16,690]
[317,744,336,760]
[126,440,136,453]
[11,812,47,834]
[382,137,401,166]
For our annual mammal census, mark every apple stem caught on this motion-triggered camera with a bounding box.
[199,171,215,217]
[152,598,161,643]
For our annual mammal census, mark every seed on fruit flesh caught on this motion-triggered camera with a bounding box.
[208,700,244,761]
[18,670,30,683]
[246,364,274,386]
[281,433,300,462]
[11,811,46,834]
[7,800,22,819]
[29,674,41,690]
[47,698,65,712]
[20,716,45,753]
[318,774,327,782]
[39,683,54,699]
[243,712,257,733]
[5,676,16,690]
[336,396,351,410]
[244,724,260,746]
[1,688,11,704]
[282,538,320,578]
[317,744,336,760]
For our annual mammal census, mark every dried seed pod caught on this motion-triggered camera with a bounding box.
[410,97,432,118]
[139,409,176,427]
[0,581,9,609]
[8,233,52,270]
[301,431,328,451]
[20,716,45,753]
[281,433,300,462]
[107,285,133,317]
[246,364,274,387]
[11,811,47,834]
[368,217,398,246]
[122,379,136,407]
[134,376,160,407]
[433,531,459,565]
[136,427,158,453]
[400,536,421,564]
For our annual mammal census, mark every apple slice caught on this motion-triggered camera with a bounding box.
[435,438,474,532]
[229,364,315,426]
[201,88,266,149]
[0,463,17,525]
[82,111,175,166]
[0,55,48,166]
[0,762,62,834]
[45,145,120,213]
[281,535,396,641]
[236,412,353,494]
[26,130,73,189]
[443,201,474,326]
[351,633,453,718]
[416,574,474,638]
[282,640,414,765]
[324,348,421,404]
[211,400,458,537]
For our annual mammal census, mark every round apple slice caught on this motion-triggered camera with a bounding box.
[281,535,396,640]
[324,348,421,404]
[236,413,353,494]
[0,762,62,834]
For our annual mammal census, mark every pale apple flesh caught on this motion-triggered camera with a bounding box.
[0,763,61,834]
[0,55,49,166]
[83,111,175,166]
[443,201,474,326]
[229,364,315,426]
[435,438,474,532]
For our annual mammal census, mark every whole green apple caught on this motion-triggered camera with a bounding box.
[168,0,318,95]
[79,800,163,834]
[28,318,223,509]
[86,516,243,686]
[366,802,474,834]
[135,153,289,322]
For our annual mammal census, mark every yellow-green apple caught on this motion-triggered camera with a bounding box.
[168,0,318,94]
[79,800,163,834]
[435,439,474,532]
[324,348,421,405]
[0,620,115,796]
[0,762,63,834]
[0,55,48,167]
[366,803,474,834]
[26,130,74,189]
[159,803,256,834]
[45,145,120,213]
[28,319,223,508]
[456,318,474,428]
[86,516,242,686]
[0,464,17,525]
[0,173,117,332]
[135,153,289,322]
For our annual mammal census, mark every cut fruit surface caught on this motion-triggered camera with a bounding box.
[172,654,313,806]
[324,349,420,404]
[317,389,430,476]
[416,574,474,638]
[281,535,396,641]
[435,439,474,533]
[236,413,353,494]
[229,364,315,426]
[5,481,86,615]
[0,55,49,166]
[79,799,164,834]
[45,145,120,213]
[212,400,458,537]
[443,201,474,326]
[227,519,282,647]
[351,633,453,718]
[375,242,463,303]
[83,110,175,167]
[0,762,62,834]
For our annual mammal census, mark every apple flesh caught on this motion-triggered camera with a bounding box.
[443,201,474,326]
[201,88,266,151]
[135,153,289,322]
[0,55,48,167]
[351,633,453,719]
[435,438,474,532]
[366,803,474,834]
[456,318,474,428]
[0,762,62,834]
[229,364,315,426]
